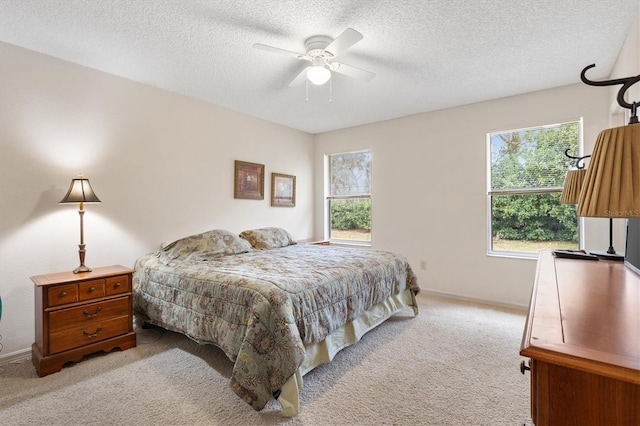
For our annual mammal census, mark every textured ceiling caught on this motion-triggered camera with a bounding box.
[0,0,638,134]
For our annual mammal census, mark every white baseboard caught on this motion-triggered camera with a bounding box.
[423,289,528,311]
[0,347,31,366]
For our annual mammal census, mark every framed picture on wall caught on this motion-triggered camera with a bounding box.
[234,160,265,200]
[271,173,296,207]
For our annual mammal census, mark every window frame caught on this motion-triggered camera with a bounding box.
[325,149,372,246]
[486,119,584,258]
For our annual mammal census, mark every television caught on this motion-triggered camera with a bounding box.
[625,218,640,276]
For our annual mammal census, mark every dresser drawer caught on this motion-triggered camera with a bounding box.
[79,279,106,301]
[47,284,79,307]
[48,297,130,333]
[106,275,130,296]
[49,315,130,354]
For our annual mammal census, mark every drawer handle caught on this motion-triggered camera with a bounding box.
[82,307,102,318]
[59,291,67,298]
[83,327,103,339]
[520,360,531,375]
[114,282,121,288]
[88,286,96,293]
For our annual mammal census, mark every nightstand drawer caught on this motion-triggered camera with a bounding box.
[49,315,130,354]
[79,279,105,301]
[48,297,130,333]
[106,275,130,296]
[47,284,79,307]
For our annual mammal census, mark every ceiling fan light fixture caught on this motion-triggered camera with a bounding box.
[307,65,331,85]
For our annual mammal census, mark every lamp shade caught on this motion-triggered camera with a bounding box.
[577,123,639,218]
[560,168,587,205]
[60,177,101,204]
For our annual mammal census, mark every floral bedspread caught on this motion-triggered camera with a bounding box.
[133,244,419,411]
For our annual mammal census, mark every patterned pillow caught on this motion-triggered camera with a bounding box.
[239,227,296,249]
[161,229,252,261]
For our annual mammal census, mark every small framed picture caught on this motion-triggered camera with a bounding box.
[271,173,296,207]
[234,160,265,200]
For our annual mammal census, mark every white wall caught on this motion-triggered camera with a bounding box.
[609,5,640,117]
[314,84,611,308]
[0,42,314,356]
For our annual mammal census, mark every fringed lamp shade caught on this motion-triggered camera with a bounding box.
[560,169,586,205]
[577,123,640,218]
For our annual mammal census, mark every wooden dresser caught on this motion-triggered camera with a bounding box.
[31,265,136,376]
[520,251,640,425]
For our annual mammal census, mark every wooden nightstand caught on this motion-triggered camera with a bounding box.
[31,265,137,377]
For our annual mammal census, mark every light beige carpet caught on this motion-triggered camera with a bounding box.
[0,293,531,425]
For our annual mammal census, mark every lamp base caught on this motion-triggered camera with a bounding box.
[73,265,92,274]
[589,250,625,261]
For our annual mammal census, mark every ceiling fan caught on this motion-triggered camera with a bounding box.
[253,28,376,86]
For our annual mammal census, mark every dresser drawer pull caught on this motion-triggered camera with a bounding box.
[83,327,103,339]
[88,286,96,293]
[60,292,67,298]
[82,307,102,318]
[114,282,121,288]
[520,360,531,374]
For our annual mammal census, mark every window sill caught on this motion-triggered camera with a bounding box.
[329,240,371,248]
[487,251,539,260]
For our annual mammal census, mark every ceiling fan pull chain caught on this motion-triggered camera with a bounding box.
[306,79,309,102]
[329,78,333,103]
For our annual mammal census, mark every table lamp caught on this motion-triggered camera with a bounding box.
[560,150,589,205]
[576,65,640,260]
[60,174,101,273]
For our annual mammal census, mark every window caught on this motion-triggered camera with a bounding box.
[326,150,371,244]
[487,120,582,256]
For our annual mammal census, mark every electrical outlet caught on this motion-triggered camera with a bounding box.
[420,260,427,270]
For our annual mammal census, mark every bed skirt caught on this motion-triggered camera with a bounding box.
[277,288,419,416]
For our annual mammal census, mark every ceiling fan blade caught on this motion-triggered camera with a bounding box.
[331,62,375,82]
[288,65,310,86]
[324,28,363,56]
[252,43,305,59]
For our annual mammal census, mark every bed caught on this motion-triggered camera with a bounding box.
[132,228,419,416]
